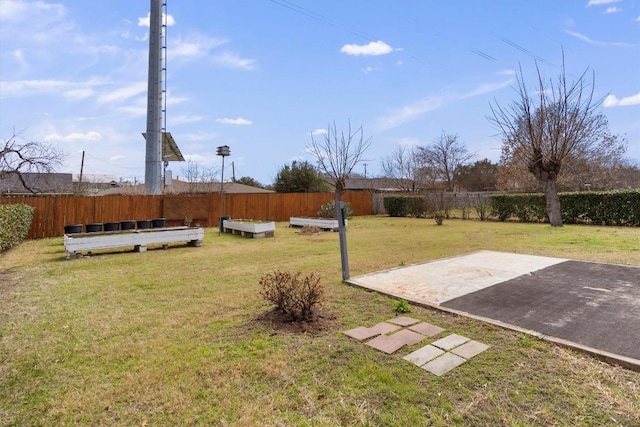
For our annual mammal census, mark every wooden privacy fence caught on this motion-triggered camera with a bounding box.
[0,192,373,239]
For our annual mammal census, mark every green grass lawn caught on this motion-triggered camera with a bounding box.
[1,216,639,426]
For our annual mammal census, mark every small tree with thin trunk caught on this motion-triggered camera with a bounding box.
[1,130,65,193]
[415,131,474,192]
[308,121,372,209]
[381,145,422,192]
[489,57,625,226]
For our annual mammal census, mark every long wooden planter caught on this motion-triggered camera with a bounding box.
[289,217,347,231]
[222,220,275,238]
[63,226,204,259]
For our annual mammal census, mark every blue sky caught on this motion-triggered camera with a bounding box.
[1,0,639,186]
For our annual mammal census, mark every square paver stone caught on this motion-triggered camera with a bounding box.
[369,322,403,336]
[431,334,470,350]
[386,316,420,326]
[343,327,375,341]
[422,353,467,376]
[451,341,490,359]
[408,322,445,337]
[403,345,445,367]
[366,329,426,354]
[343,322,400,341]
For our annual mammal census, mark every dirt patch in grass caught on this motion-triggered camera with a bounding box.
[0,269,19,293]
[254,306,337,335]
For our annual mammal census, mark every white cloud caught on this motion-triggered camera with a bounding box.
[606,6,621,13]
[340,40,394,56]
[310,129,327,136]
[498,69,516,76]
[216,117,252,125]
[375,79,513,131]
[171,35,229,59]
[110,155,126,161]
[603,93,640,107]
[0,79,70,96]
[564,29,631,47]
[0,0,66,21]
[587,0,620,5]
[213,52,256,70]
[376,96,445,131]
[362,66,375,74]
[46,131,102,143]
[459,79,513,99]
[137,12,176,27]
[96,82,147,105]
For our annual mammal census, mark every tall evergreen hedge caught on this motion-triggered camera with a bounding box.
[0,204,35,251]
[488,190,639,226]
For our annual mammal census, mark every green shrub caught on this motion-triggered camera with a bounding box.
[489,193,546,222]
[317,200,352,218]
[489,190,640,226]
[383,196,425,217]
[0,204,34,252]
[259,271,324,321]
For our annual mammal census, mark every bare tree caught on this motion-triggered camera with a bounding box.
[1,130,65,193]
[381,145,422,192]
[489,57,626,226]
[308,121,372,204]
[180,160,218,193]
[415,131,474,192]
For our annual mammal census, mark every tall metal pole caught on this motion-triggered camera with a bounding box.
[144,0,163,194]
[218,156,225,235]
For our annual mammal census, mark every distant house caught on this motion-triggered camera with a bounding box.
[92,179,274,196]
[0,173,73,195]
[323,177,436,193]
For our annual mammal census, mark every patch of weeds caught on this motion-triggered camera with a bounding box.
[393,299,411,314]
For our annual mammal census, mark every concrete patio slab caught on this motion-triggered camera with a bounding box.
[348,250,566,305]
[347,251,640,371]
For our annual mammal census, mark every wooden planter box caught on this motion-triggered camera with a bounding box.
[63,226,204,259]
[289,217,347,231]
[222,220,275,238]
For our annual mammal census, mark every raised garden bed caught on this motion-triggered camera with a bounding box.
[289,217,347,231]
[222,219,275,238]
[63,226,204,259]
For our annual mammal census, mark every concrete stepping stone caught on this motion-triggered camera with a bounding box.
[403,345,445,366]
[450,340,490,359]
[386,316,420,326]
[343,322,401,341]
[366,329,426,354]
[431,334,470,350]
[408,322,445,337]
[421,353,467,376]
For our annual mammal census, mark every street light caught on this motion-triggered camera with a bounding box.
[217,145,230,235]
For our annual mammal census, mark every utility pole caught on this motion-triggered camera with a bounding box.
[363,163,368,178]
[78,150,85,194]
[144,0,163,194]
